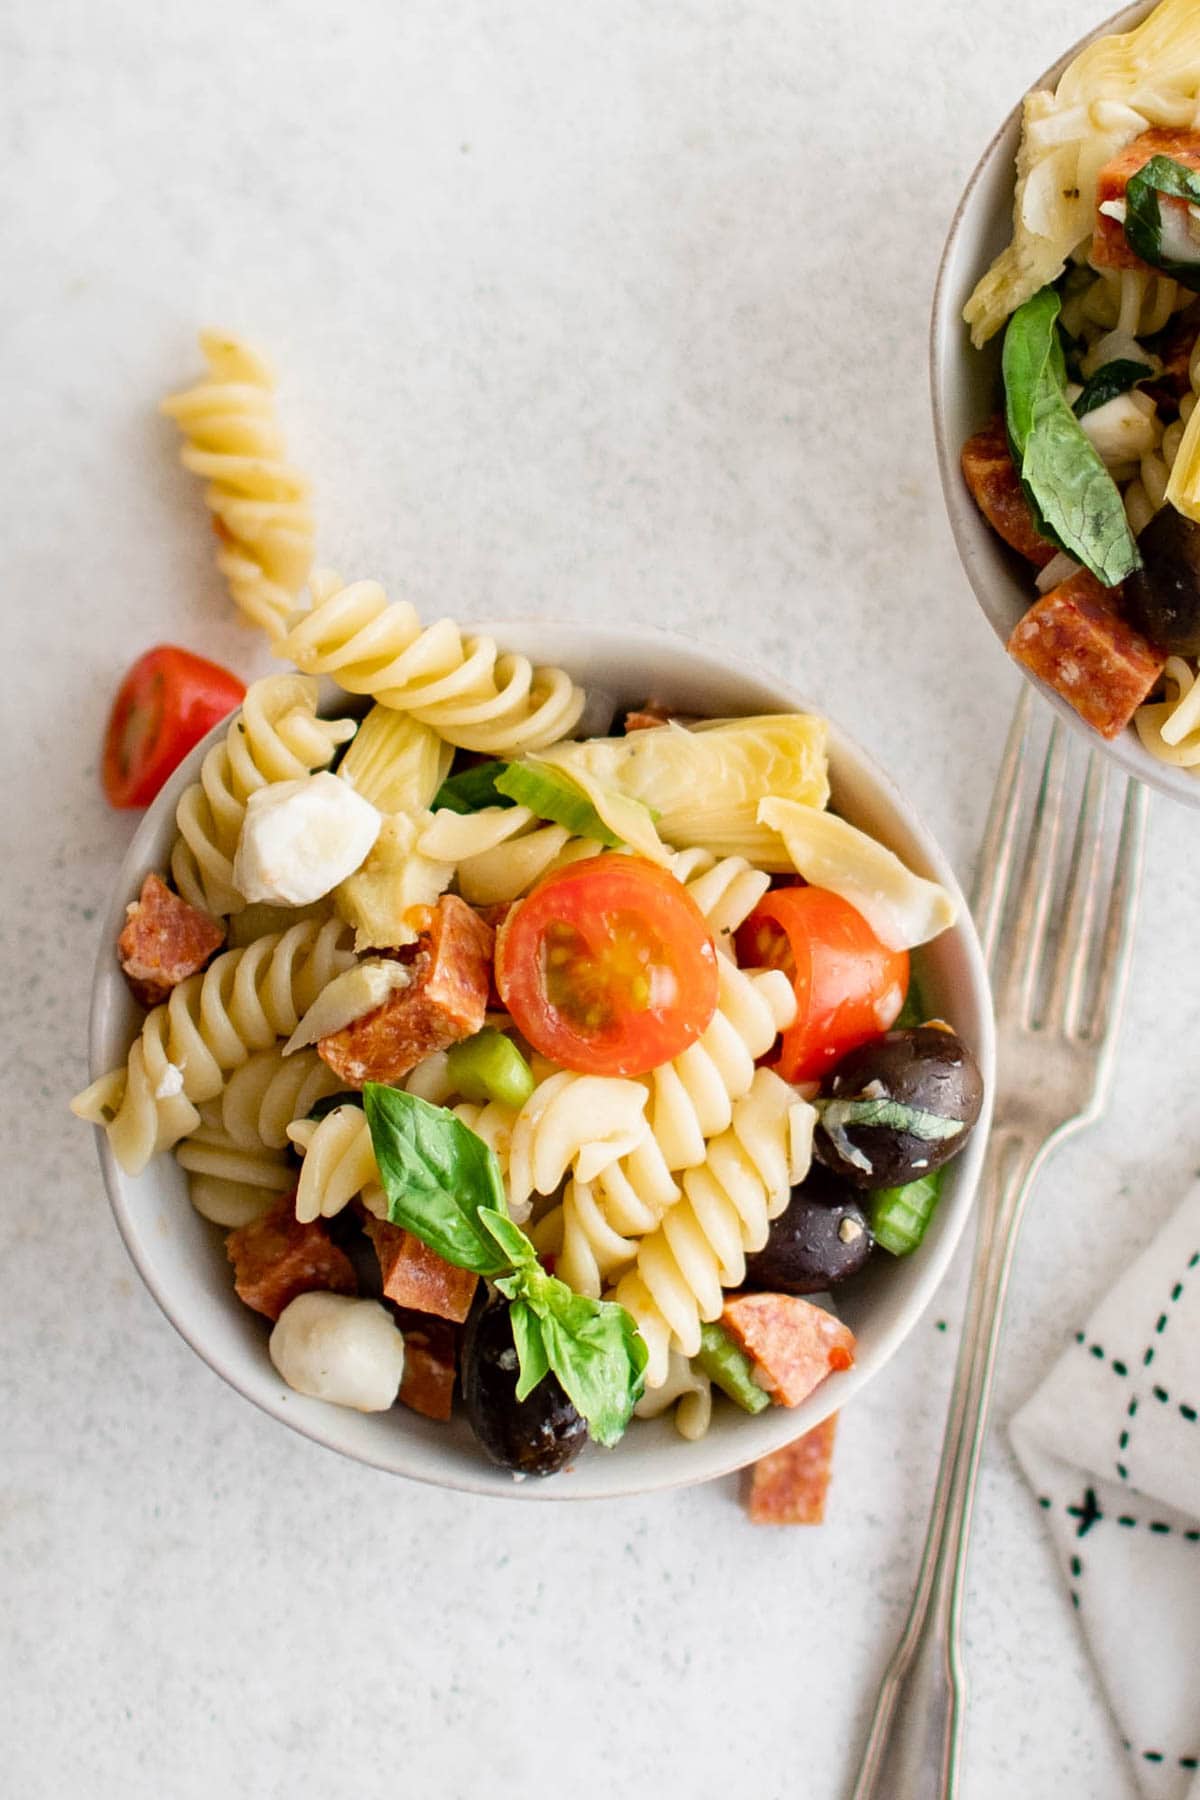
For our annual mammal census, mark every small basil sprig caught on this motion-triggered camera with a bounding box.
[1072,359,1153,419]
[362,1084,648,1446]
[1124,155,1200,290]
[816,1095,963,1180]
[1002,286,1141,587]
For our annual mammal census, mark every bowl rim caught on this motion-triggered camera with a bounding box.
[86,618,996,1500]
[929,0,1200,809]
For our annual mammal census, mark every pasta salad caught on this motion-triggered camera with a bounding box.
[74,581,984,1476]
[960,0,1200,772]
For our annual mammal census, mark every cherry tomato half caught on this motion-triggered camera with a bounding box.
[495,855,720,1077]
[735,884,908,1084]
[102,646,245,809]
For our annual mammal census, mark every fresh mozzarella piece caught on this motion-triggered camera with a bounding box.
[233,772,382,907]
[283,958,413,1055]
[1158,197,1200,267]
[759,797,957,951]
[268,1292,405,1411]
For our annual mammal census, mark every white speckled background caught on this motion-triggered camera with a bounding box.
[3,2,1199,1795]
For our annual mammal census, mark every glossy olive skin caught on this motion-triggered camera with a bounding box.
[813,1025,983,1191]
[743,1164,873,1293]
[462,1295,587,1476]
[1126,506,1200,655]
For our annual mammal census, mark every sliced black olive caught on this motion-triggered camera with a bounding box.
[1125,505,1200,655]
[813,1025,983,1191]
[743,1164,873,1293]
[461,1294,587,1476]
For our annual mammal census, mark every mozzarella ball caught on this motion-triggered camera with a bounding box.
[269,1292,405,1411]
[233,772,381,907]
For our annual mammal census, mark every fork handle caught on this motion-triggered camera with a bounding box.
[849,1129,1047,1800]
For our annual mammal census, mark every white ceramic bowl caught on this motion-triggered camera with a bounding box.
[930,0,1200,808]
[85,622,995,1499]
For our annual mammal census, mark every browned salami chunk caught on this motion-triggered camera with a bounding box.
[117,871,225,1008]
[1008,569,1166,739]
[362,1214,478,1325]
[393,1310,458,1421]
[318,894,494,1087]
[226,1191,357,1321]
[960,418,1057,568]
[720,1293,855,1409]
[746,1414,839,1525]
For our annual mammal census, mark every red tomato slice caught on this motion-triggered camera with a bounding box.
[102,646,245,809]
[495,855,719,1077]
[736,885,908,1084]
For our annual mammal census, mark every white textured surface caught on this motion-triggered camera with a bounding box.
[3,2,1199,1797]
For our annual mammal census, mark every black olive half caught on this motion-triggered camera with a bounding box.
[813,1025,983,1191]
[1125,505,1200,656]
[461,1294,587,1477]
[743,1164,873,1293]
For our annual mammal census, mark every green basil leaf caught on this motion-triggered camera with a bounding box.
[504,1261,648,1447]
[508,1298,551,1401]
[479,1205,539,1274]
[819,1095,965,1144]
[433,760,515,814]
[362,1084,509,1276]
[493,762,626,847]
[1002,286,1141,586]
[894,972,926,1030]
[1072,359,1153,419]
[1124,155,1200,291]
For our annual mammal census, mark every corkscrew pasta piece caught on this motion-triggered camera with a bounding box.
[176,1103,295,1228]
[609,1068,809,1386]
[274,570,586,755]
[161,331,316,641]
[219,1044,345,1149]
[417,805,602,907]
[1135,655,1200,766]
[506,1071,652,1217]
[71,918,356,1175]
[633,1349,713,1441]
[171,674,357,916]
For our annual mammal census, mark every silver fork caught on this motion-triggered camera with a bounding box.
[849,689,1150,1800]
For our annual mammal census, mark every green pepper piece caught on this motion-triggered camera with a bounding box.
[446,1028,536,1109]
[696,1322,771,1414]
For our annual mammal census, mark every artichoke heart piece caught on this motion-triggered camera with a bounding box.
[284,959,415,1055]
[334,811,454,951]
[337,706,453,815]
[532,714,828,870]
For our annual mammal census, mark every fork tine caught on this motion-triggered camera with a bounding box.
[996,719,1070,1025]
[1043,751,1109,1036]
[972,688,1034,975]
[1084,777,1150,1058]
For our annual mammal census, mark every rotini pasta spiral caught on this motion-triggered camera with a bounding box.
[161,331,316,640]
[633,1349,713,1441]
[506,1072,651,1216]
[274,570,586,755]
[171,673,356,916]
[71,917,355,1175]
[418,805,601,907]
[176,1103,295,1228]
[219,1044,345,1148]
[610,1068,808,1385]
[1135,655,1200,767]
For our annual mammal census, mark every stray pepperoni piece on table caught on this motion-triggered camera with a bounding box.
[746,1414,839,1525]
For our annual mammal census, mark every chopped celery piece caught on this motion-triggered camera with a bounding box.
[532,714,829,869]
[338,706,452,814]
[696,1322,771,1414]
[869,1169,944,1257]
[494,762,624,847]
[446,1028,536,1109]
[433,761,515,814]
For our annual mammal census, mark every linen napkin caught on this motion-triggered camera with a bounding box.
[1009,1184,1200,1800]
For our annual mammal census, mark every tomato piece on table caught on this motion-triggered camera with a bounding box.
[736,884,908,1084]
[495,855,719,1077]
[102,645,245,809]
